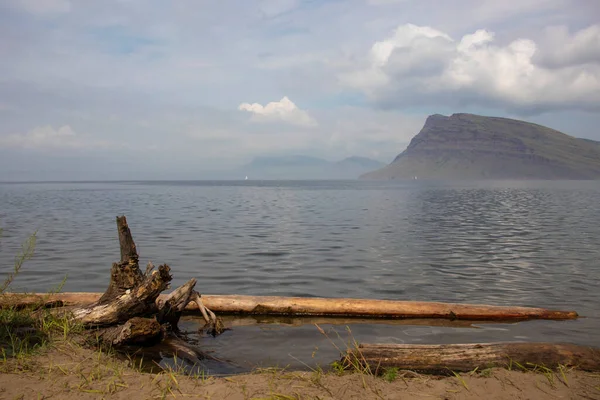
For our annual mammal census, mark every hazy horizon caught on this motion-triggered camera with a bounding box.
[1,1,599,181]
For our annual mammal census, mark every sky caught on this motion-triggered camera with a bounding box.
[0,0,599,180]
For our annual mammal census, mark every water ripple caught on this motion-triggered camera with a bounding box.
[0,180,598,349]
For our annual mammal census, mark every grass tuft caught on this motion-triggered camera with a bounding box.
[382,367,399,382]
[448,369,469,391]
[0,231,37,295]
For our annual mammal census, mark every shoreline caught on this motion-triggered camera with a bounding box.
[1,344,599,400]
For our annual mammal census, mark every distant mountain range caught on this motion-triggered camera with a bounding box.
[239,155,386,179]
[362,113,600,180]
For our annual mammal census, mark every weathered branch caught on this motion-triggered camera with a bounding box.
[344,342,600,374]
[160,335,206,365]
[95,317,163,347]
[71,264,172,326]
[156,278,197,331]
[191,291,225,336]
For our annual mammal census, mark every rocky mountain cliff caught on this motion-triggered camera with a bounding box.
[362,113,600,180]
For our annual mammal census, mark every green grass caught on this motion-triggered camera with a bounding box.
[314,324,373,376]
[448,369,469,391]
[382,367,399,383]
[0,231,84,368]
[1,231,37,295]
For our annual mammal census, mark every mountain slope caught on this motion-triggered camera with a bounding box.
[362,113,600,180]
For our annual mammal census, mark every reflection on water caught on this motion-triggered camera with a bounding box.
[0,180,599,372]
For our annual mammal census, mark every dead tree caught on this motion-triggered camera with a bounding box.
[70,216,224,352]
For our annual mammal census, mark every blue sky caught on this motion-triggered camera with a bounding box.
[0,0,599,180]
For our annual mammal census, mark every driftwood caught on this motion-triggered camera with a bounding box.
[96,216,143,305]
[53,216,224,363]
[156,278,197,331]
[1,293,579,322]
[344,342,600,374]
[194,295,579,321]
[71,217,172,327]
[95,317,163,347]
[156,278,225,336]
[71,264,172,326]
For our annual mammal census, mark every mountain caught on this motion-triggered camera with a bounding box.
[362,113,600,180]
[240,155,385,179]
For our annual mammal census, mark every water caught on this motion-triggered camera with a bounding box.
[1,180,599,372]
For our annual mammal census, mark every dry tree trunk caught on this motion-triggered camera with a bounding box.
[344,342,600,374]
[67,216,223,359]
[70,216,172,326]
[96,216,143,305]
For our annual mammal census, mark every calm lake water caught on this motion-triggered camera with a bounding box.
[1,180,599,373]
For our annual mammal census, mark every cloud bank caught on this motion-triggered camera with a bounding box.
[1,0,599,179]
[340,23,600,113]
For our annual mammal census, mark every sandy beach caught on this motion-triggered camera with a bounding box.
[1,343,598,400]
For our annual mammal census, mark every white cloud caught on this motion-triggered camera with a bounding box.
[0,125,110,150]
[14,0,71,15]
[340,24,455,92]
[370,24,452,67]
[340,23,600,112]
[238,96,318,127]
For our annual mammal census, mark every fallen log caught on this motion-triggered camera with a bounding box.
[195,295,579,321]
[343,342,600,374]
[3,293,578,322]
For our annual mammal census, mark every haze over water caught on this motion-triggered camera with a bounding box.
[1,180,598,371]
